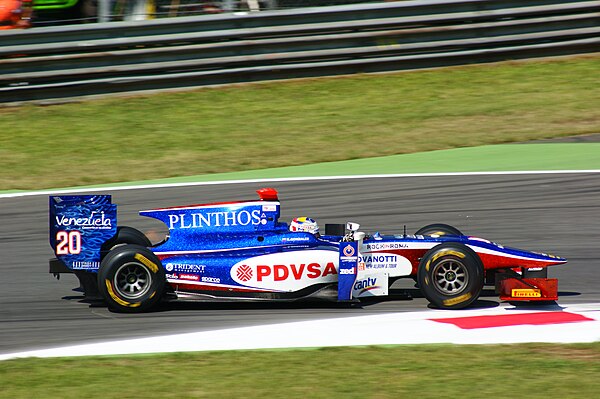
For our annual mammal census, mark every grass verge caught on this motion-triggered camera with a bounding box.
[3,143,599,195]
[1,343,599,398]
[1,55,599,190]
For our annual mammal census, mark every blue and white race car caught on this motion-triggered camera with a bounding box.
[49,188,566,312]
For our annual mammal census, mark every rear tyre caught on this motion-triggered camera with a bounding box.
[98,245,164,312]
[103,226,151,251]
[417,243,483,309]
[416,223,463,237]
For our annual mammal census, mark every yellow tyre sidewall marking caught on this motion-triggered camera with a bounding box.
[432,250,465,262]
[442,292,472,307]
[134,253,159,273]
[105,279,140,308]
[426,249,466,272]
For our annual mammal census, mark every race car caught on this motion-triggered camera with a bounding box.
[49,188,566,312]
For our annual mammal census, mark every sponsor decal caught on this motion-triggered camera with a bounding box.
[254,263,337,281]
[237,265,253,282]
[167,210,262,230]
[351,273,388,298]
[343,244,355,257]
[262,204,277,212]
[359,254,399,269]
[164,263,206,273]
[354,277,381,295]
[166,273,178,279]
[260,213,268,225]
[282,236,310,242]
[55,211,112,230]
[365,242,408,250]
[201,276,221,283]
[231,250,339,291]
[71,261,100,270]
[511,288,541,298]
[180,274,200,281]
[340,267,355,275]
[357,253,412,277]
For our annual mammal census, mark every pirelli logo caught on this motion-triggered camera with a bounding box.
[511,288,541,298]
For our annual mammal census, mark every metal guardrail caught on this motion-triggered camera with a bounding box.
[0,0,599,104]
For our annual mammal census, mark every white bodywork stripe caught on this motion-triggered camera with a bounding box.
[467,245,563,263]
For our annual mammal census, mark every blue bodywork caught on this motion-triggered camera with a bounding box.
[49,195,117,272]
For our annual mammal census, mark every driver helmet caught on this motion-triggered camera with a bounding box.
[290,217,319,235]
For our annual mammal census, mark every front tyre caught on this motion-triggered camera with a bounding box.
[98,245,164,312]
[416,223,463,237]
[417,243,483,309]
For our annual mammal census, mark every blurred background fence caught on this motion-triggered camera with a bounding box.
[1,0,599,104]
[29,1,387,26]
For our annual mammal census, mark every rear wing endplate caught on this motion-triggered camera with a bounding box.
[49,195,117,272]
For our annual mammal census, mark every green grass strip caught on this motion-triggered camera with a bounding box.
[1,343,599,398]
[149,142,600,181]
[0,55,598,190]
[1,143,598,195]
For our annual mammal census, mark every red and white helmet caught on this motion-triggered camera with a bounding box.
[289,217,319,234]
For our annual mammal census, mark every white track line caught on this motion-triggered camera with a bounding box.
[1,303,599,360]
[2,170,600,199]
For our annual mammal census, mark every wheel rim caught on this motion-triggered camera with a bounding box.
[113,262,152,300]
[432,258,468,295]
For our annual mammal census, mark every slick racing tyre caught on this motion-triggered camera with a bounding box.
[417,243,483,309]
[416,223,463,237]
[98,245,165,312]
[103,226,152,250]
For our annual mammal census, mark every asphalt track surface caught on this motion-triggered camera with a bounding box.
[1,173,599,355]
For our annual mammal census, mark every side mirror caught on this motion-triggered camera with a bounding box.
[346,222,360,232]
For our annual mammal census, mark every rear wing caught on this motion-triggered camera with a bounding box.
[49,195,117,272]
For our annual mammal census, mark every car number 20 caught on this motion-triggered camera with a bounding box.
[56,231,82,255]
